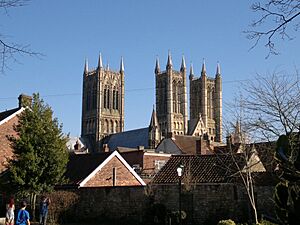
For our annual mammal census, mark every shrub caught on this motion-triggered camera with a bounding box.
[218,219,235,225]
[47,191,79,224]
[217,219,236,225]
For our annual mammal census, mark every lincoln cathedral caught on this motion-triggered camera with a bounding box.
[81,52,222,152]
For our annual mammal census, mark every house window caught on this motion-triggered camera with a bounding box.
[155,160,166,171]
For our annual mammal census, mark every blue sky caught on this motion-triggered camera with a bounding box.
[0,0,299,136]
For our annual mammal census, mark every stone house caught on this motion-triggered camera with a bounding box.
[63,150,146,188]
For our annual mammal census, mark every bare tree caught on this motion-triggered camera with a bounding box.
[241,72,300,142]
[246,0,300,57]
[223,97,279,224]
[0,0,41,74]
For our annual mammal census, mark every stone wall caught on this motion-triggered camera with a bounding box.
[55,183,275,224]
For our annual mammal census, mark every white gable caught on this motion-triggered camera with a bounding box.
[79,151,146,187]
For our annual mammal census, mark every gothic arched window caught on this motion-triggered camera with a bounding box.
[112,89,116,109]
[172,80,177,113]
[86,90,90,111]
[92,86,97,110]
[111,120,114,133]
[104,88,107,109]
[177,81,182,114]
[115,121,118,132]
[104,119,109,133]
[116,90,119,110]
[107,88,110,109]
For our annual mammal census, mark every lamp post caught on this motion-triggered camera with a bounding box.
[177,164,184,225]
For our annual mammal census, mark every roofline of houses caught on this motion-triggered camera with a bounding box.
[144,152,171,157]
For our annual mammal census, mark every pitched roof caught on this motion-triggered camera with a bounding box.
[173,135,211,155]
[254,141,277,172]
[102,127,149,151]
[0,107,23,125]
[214,142,277,172]
[64,151,146,187]
[151,154,245,184]
[65,153,110,185]
[151,154,277,186]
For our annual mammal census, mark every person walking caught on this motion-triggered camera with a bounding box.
[15,201,30,225]
[5,197,15,225]
[39,196,50,225]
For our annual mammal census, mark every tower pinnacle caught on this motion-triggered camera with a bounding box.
[155,57,160,74]
[216,62,221,76]
[180,55,186,72]
[201,58,206,76]
[166,51,173,70]
[189,63,194,80]
[120,57,124,72]
[98,53,103,68]
[84,58,88,74]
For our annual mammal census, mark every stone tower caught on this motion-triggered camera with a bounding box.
[155,52,188,138]
[81,54,125,152]
[189,61,222,142]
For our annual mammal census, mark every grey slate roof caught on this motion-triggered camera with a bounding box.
[0,108,19,121]
[65,153,111,186]
[102,127,149,151]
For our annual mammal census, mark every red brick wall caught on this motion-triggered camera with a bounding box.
[143,154,170,175]
[0,117,18,173]
[84,156,141,187]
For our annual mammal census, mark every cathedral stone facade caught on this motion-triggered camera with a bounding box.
[81,53,222,152]
[81,54,125,151]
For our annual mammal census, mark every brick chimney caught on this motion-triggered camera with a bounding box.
[103,144,110,152]
[18,94,32,109]
[74,140,81,151]
[137,146,144,150]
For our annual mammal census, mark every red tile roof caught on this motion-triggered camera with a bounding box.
[151,154,278,185]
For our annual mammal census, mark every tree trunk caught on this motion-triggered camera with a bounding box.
[30,193,37,221]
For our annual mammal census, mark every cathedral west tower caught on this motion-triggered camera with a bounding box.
[155,52,188,138]
[81,54,125,152]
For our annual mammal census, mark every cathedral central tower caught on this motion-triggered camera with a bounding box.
[155,52,188,137]
[81,54,125,151]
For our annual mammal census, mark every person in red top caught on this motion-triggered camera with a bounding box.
[6,197,15,225]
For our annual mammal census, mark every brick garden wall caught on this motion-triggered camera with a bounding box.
[54,184,275,224]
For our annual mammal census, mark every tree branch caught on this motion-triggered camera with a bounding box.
[245,0,300,57]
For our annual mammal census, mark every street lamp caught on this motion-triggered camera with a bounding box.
[177,164,184,225]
